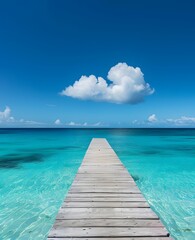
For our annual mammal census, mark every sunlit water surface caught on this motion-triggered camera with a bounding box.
[0,128,195,239]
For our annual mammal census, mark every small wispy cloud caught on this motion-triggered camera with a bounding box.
[93,122,101,126]
[54,119,61,125]
[65,121,102,127]
[60,62,154,104]
[19,119,43,125]
[66,121,81,126]
[148,114,157,122]
[166,116,195,126]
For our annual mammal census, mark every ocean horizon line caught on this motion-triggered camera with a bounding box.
[1,127,195,130]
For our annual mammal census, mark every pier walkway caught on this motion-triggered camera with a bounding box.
[48,138,172,239]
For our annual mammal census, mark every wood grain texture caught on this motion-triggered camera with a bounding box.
[62,201,149,208]
[49,219,165,227]
[48,238,173,240]
[49,227,169,238]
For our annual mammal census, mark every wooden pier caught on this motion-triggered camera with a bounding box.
[48,138,172,239]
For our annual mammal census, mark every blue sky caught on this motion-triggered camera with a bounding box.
[0,0,195,127]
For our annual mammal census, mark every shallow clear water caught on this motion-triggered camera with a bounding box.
[0,129,195,239]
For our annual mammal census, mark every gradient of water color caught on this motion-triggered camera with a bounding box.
[0,128,195,240]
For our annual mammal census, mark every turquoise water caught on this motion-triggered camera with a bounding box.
[0,129,195,240]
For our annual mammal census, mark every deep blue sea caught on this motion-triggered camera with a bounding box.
[0,128,195,240]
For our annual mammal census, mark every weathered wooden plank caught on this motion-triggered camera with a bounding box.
[73,181,135,184]
[79,170,127,172]
[48,238,172,240]
[69,188,141,193]
[72,182,136,186]
[79,166,126,168]
[73,182,136,185]
[73,179,135,182]
[66,193,143,197]
[71,184,140,189]
[82,164,123,166]
[78,167,127,170]
[49,219,165,227]
[72,180,137,188]
[79,170,126,171]
[56,207,156,214]
[49,227,169,238]
[65,197,146,202]
[76,174,131,178]
[82,161,121,163]
[56,207,158,219]
[74,178,134,181]
[63,201,149,208]
[71,185,138,189]
[79,165,125,167]
[71,184,137,188]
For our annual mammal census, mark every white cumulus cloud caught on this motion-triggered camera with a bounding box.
[148,114,157,122]
[61,63,154,104]
[54,119,61,125]
[0,106,11,120]
[0,106,13,122]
